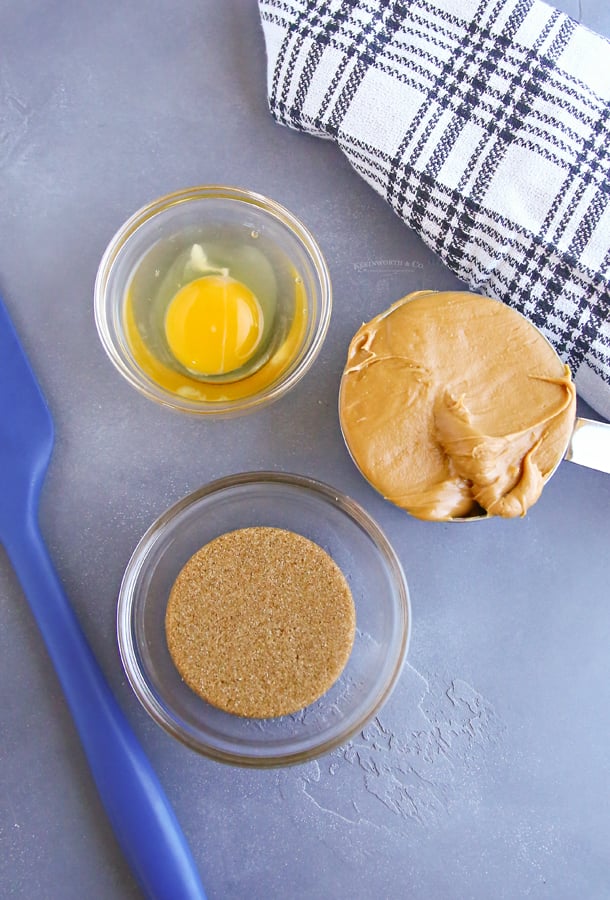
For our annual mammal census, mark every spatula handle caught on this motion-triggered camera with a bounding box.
[5,513,207,900]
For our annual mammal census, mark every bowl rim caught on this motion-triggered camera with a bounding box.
[93,185,332,418]
[117,470,412,767]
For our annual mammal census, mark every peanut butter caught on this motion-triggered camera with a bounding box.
[339,291,576,520]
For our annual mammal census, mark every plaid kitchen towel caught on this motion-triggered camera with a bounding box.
[259,0,610,421]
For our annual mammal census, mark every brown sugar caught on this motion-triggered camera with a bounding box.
[165,527,356,718]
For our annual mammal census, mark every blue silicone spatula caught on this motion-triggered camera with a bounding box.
[0,293,206,900]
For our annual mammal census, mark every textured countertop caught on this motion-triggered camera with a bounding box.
[1,2,609,898]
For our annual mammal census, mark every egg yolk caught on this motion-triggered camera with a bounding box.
[164,275,263,376]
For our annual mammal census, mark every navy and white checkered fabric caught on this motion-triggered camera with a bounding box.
[259,0,610,421]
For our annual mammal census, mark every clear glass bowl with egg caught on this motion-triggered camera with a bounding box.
[94,186,331,416]
[117,472,411,767]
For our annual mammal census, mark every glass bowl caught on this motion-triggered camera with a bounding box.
[94,186,331,417]
[117,472,411,767]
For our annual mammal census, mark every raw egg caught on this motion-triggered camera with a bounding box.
[164,275,264,377]
[123,237,308,403]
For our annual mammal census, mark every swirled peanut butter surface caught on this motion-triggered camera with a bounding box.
[339,291,576,520]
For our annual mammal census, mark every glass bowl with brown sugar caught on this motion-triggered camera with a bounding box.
[117,471,411,767]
